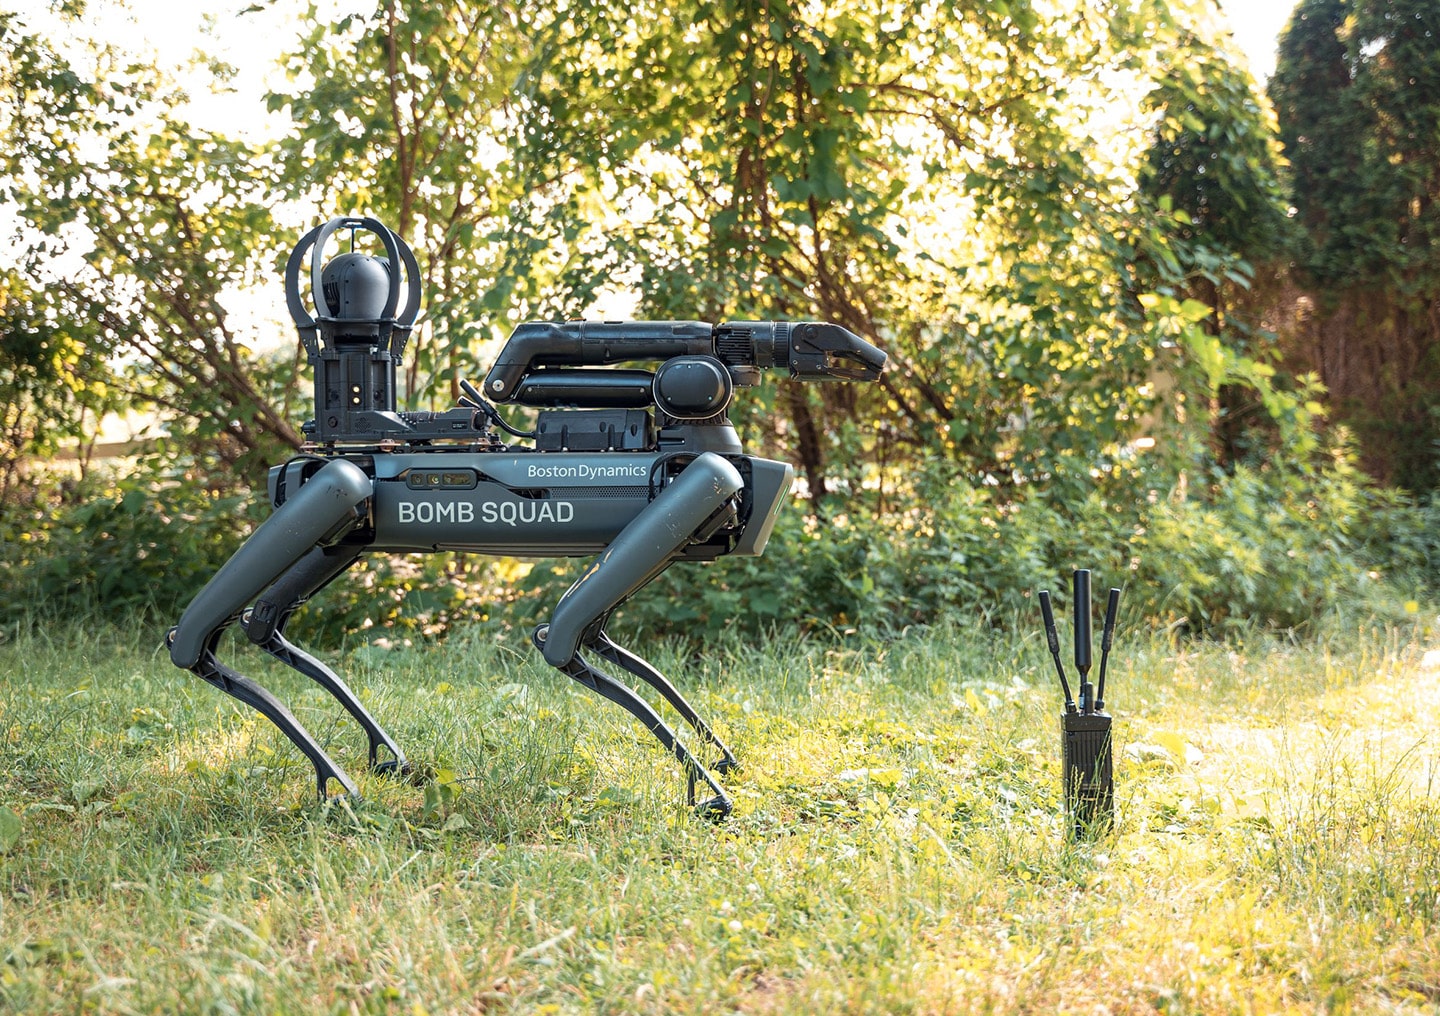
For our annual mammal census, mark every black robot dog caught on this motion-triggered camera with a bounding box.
[167,216,886,817]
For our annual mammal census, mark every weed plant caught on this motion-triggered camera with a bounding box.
[2,612,1438,1013]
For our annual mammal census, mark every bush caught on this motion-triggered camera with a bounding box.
[0,467,514,647]
[8,441,1432,648]
[548,447,1434,642]
[0,469,258,630]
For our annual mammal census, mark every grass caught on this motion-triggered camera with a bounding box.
[1,612,1438,1014]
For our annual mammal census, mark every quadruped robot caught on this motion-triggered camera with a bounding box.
[167,216,886,817]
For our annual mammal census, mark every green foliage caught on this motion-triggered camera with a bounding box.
[0,9,302,490]
[1269,0,1440,492]
[283,554,497,648]
[8,418,1428,644]
[0,469,260,627]
[507,0,1230,502]
[1140,34,1289,265]
[1347,484,1440,600]
[1131,28,1307,474]
[1271,0,1440,292]
[1,0,1432,649]
[0,270,123,502]
[269,0,543,403]
[0,465,505,646]
[510,439,1432,643]
[1131,461,1397,631]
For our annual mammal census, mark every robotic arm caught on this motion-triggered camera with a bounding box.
[483,318,886,403]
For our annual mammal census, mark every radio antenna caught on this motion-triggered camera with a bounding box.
[1039,590,1077,714]
[1073,569,1093,713]
[1095,587,1121,712]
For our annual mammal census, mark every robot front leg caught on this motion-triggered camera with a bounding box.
[535,452,744,817]
[168,458,373,800]
[241,545,409,776]
[546,651,733,817]
[589,632,738,774]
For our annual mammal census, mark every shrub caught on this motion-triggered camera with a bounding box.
[0,469,257,629]
[7,442,1430,647]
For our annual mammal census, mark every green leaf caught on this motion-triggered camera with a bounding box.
[440,812,471,833]
[421,781,442,819]
[1183,328,1228,395]
[0,806,20,851]
[1178,299,1214,324]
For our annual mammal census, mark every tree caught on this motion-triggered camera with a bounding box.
[1137,31,1306,469]
[0,8,300,489]
[0,269,119,502]
[268,0,541,408]
[1269,0,1440,491]
[501,0,1276,505]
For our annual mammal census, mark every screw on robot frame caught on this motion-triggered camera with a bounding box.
[166,216,887,819]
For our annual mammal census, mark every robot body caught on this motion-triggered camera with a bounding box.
[167,216,883,817]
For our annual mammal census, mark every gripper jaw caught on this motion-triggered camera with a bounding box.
[536,452,745,816]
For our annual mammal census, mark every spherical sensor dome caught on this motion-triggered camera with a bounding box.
[320,253,392,320]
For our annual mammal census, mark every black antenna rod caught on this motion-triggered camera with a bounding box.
[1073,569,1093,713]
[1095,586,1121,711]
[1039,590,1077,714]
